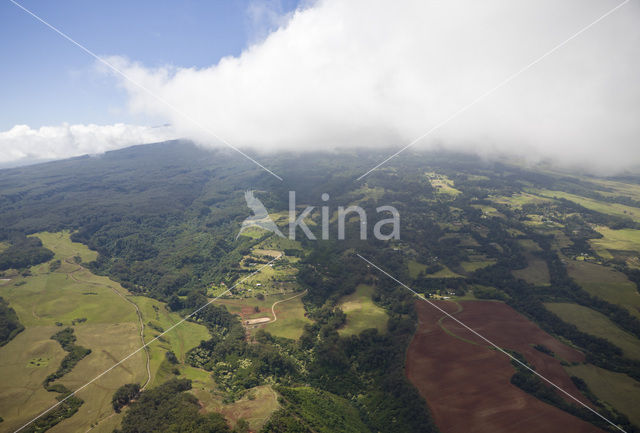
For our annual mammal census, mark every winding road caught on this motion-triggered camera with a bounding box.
[65,258,151,389]
[267,289,307,323]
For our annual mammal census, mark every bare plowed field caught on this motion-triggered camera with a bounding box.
[406,300,604,433]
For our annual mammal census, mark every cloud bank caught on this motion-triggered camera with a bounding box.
[0,123,176,167]
[111,0,640,174]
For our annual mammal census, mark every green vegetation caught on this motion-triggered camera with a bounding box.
[512,253,550,285]
[565,259,640,318]
[566,364,640,427]
[337,284,388,336]
[534,189,640,222]
[43,327,91,391]
[509,355,636,432]
[0,232,150,432]
[0,234,54,271]
[4,144,640,431]
[115,379,230,433]
[0,296,24,345]
[274,386,371,433]
[590,226,640,258]
[112,383,141,412]
[545,303,640,360]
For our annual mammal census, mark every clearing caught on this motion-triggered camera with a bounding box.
[337,284,388,336]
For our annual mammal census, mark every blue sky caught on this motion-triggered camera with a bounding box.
[0,0,299,130]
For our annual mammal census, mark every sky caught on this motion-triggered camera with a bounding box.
[1,0,639,173]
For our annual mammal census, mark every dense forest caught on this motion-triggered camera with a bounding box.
[0,296,23,345]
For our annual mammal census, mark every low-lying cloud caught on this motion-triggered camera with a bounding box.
[0,123,176,167]
[110,0,640,174]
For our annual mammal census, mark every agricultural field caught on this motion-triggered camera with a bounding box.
[545,303,640,360]
[565,259,640,318]
[337,284,388,336]
[406,300,600,433]
[565,364,640,427]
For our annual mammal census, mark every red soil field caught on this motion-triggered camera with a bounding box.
[406,300,605,433]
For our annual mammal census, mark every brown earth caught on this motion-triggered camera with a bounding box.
[406,300,605,433]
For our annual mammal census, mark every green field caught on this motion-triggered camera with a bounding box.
[337,284,388,336]
[471,204,503,218]
[30,231,98,263]
[565,259,640,318]
[193,385,280,431]
[0,232,147,433]
[589,226,640,260]
[545,303,640,360]
[217,291,311,340]
[129,295,210,388]
[278,386,370,433]
[408,260,463,279]
[565,364,640,426]
[512,253,550,286]
[490,192,553,208]
[459,257,496,273]
[426,172,461,196]
[533,189,640,222]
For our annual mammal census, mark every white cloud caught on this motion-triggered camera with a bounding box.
[109,0,640,174]
[0,123,177,166]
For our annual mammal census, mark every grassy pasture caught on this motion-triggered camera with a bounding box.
[590,226,640,260]
[545,303,640,360]
[425,172,461,196]
[217,385,279,430]
[533,189,640,222]
[216,291,311,340]
[31,231,98,263]
[512,239,550,286]
[459,257,496,273]
[565,364,640,427]
[588,178,640,202]
[565,259,640,318]
[408,260,463,279]
[130,296,209,388]
[337,284,388,336]
[0,232,148,433]
[491,192,552,208]
[192,384,279,431]
[471,204,503,218]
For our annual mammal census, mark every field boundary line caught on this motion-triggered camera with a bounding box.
[357,0,630,180]
[9,0,283,181]
[356,253,627,433]
[12,257,281,433]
